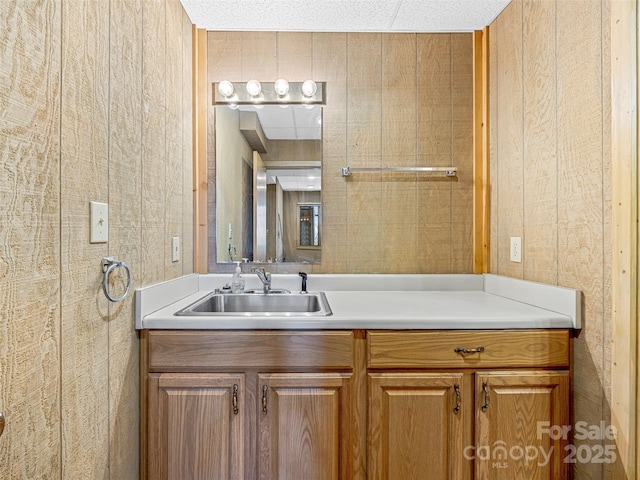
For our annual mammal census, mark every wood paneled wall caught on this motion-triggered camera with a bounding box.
[207,32,474,273]
[489,1,611,478]
[0,0,193,478]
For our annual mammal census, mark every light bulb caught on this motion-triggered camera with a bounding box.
[301,80,317,98]
[274,78,290,96]
[218,80,234,98]
[246,79,262,97]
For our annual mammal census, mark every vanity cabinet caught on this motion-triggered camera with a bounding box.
[141,328,572,480]
[367,330,572,480]
[141,330,366,480]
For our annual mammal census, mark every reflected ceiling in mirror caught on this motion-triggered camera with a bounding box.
[213,104,323,265]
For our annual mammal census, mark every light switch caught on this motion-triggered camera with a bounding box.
[171,236,180,262]
[90,201,108,243]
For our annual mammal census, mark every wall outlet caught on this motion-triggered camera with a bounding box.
[510,236,522,263]
[90,201,108,243]
[171,236,180,262]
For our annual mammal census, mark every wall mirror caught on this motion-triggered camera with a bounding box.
[214,104,322,264]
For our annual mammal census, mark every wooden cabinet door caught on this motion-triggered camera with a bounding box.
[257,373,353,480]
[148,373,244,480]
[368,373,468,480]
[475,370,570,480]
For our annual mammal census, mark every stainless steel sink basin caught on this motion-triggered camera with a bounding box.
[174,291,332,316]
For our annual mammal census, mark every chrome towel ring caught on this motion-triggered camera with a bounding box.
[102,256,132,302]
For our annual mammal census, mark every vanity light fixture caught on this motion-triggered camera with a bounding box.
[218,80,235,98]
[213,80,325,105]
[246,79,262,97]
[274,78,290,96]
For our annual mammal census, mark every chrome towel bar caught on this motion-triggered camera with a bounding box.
[341,166,457,177]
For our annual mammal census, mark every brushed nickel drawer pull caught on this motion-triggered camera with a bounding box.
[232,384,239,415]
[454,346,485,355]
[453,384,461,414]
[481,382,490,411]
[262,385,268,414]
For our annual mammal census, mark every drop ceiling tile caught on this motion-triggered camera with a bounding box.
[181,0,511,32]
[392,0,512,32]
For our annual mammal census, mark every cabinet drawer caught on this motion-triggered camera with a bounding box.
[149,330,354,370]
[367,329,570,369]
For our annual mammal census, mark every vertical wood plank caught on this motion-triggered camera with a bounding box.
[495,0,524,279]
[277,32,313,80]
[489,20,499,275]
[181,9,194,276]
[473,28,490,274]
[417,34,453,273]
[556,3,605,477]
[381,33,417,273]
[164,0,184,280]
[346,33,383,273]
[451,33,474,273]
[142,0,167,284]
[522,0,557,285]
[108,0,143,477]
[194,27,208,273]
[60,0,111,476]
[0,0,61,478]
[610,0,638,477]
[313,32,348,273]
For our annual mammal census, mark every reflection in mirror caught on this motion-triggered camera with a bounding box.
[299,203,321,248]
[214,104,322,264]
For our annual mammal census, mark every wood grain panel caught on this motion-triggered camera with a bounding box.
[60,0,111,476]
[142,0,168,285]
[165,0,184,280]
[149,331,354,370]
[181,10,194,274]
[0,1,61,477]
[108,0,143,477]
[2,0,194,478]
[488,21,499,275]
[495,0,524,279]
[367,330,571,369]
[556,3,605,479]
[522,0,557,285]
[276,32,312,80]
[489,2,611,478]
[242,31,277,81]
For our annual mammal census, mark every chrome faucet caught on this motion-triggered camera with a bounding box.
[252,267,271,293]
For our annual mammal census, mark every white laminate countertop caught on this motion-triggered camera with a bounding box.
[135,273,581,330]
